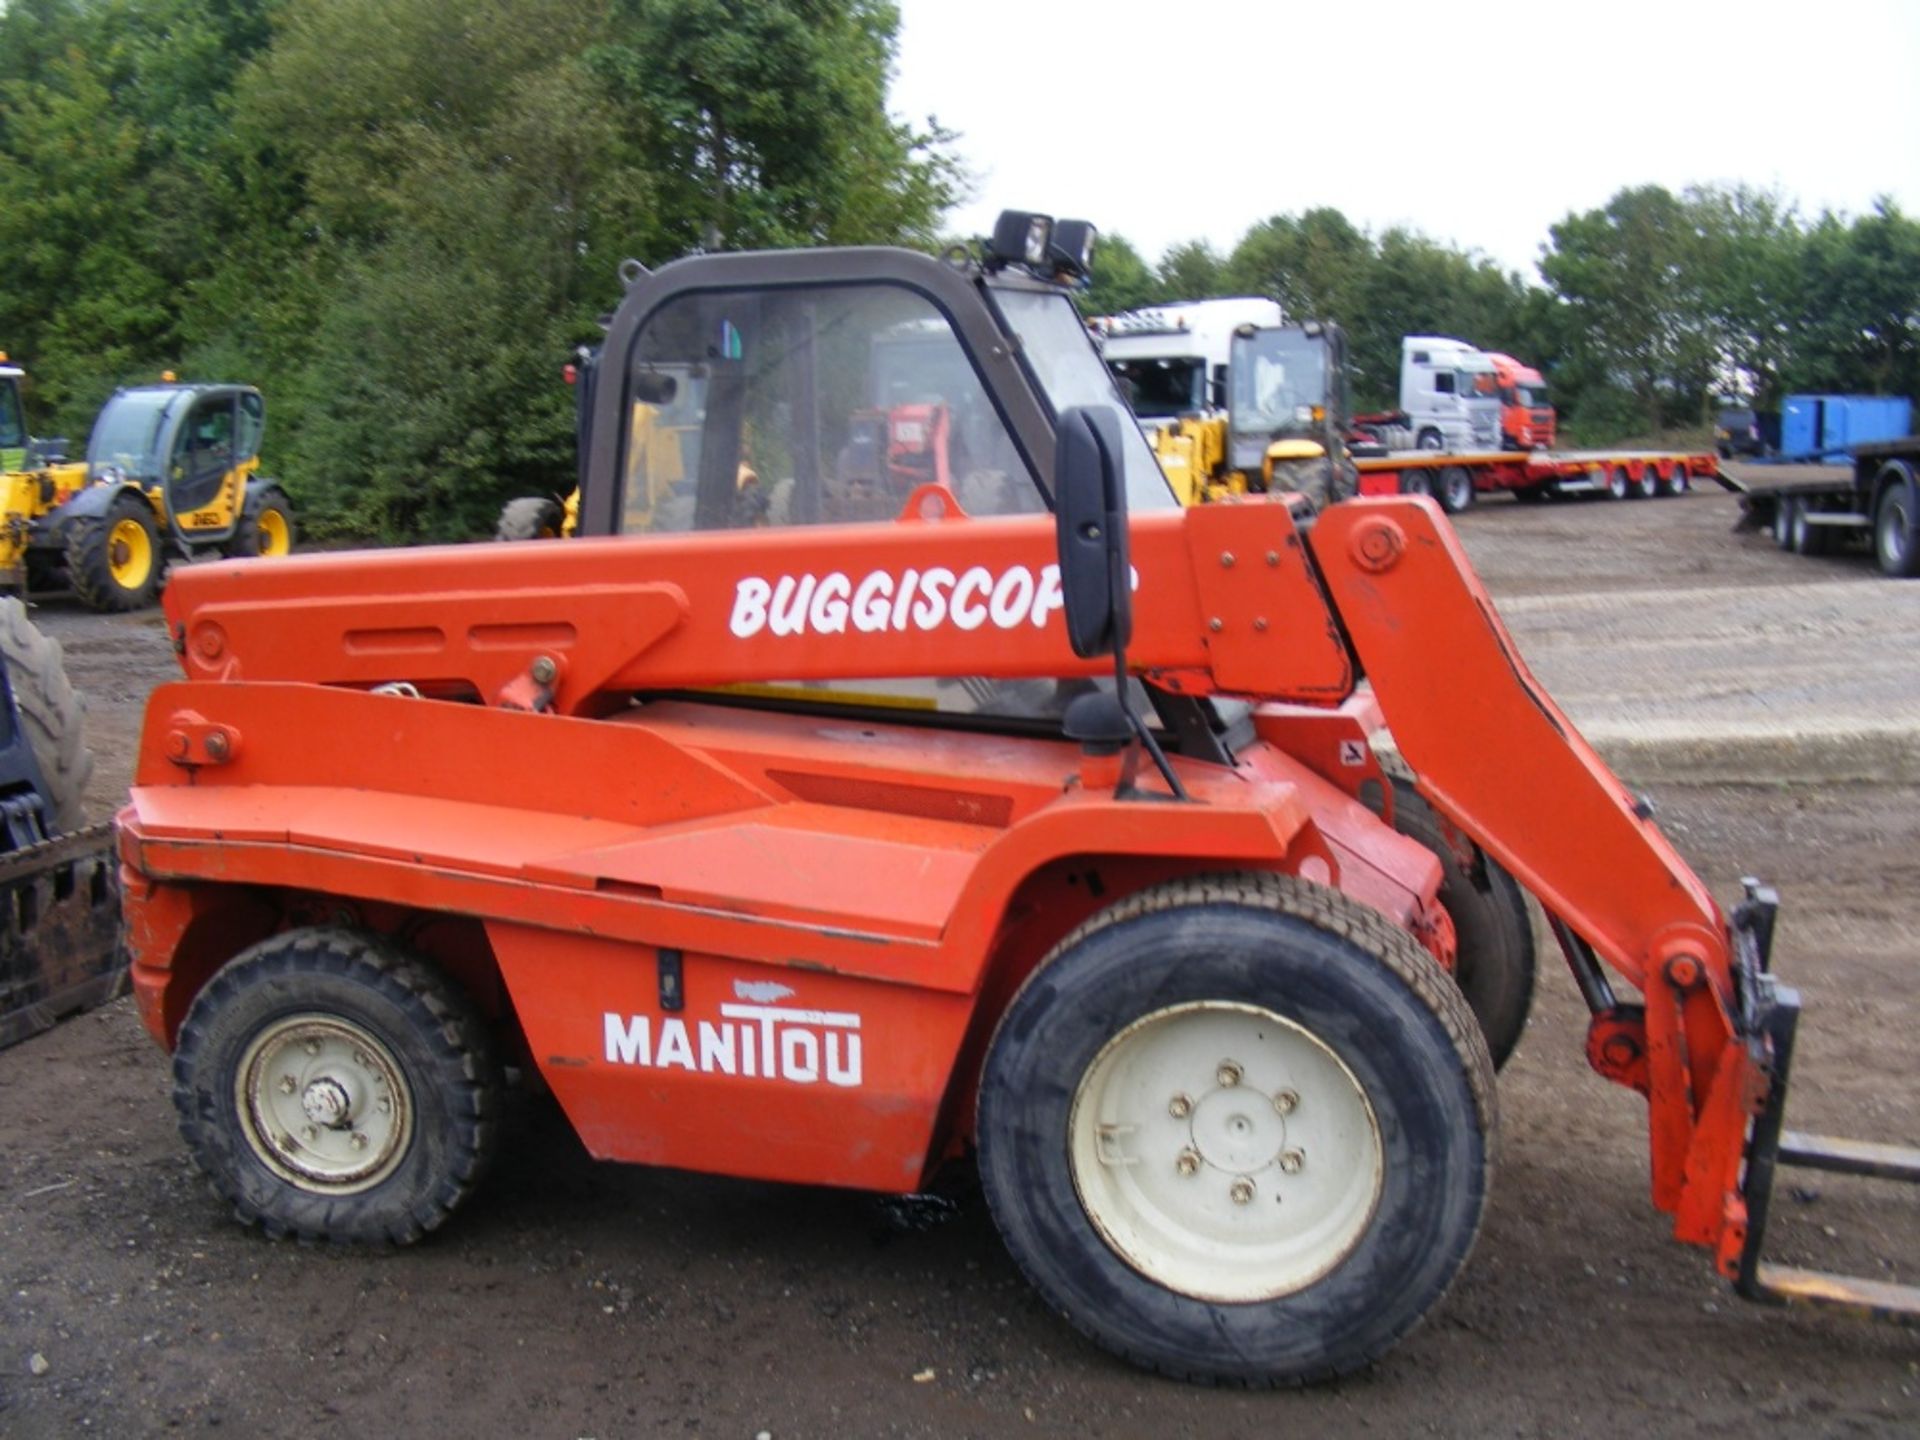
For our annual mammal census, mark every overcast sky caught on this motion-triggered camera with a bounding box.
[891,0,1920,279]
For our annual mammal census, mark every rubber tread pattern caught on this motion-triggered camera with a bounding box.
[0,597,92,831]
[172,927,499,1246]
[979,872,1496,1387]
[65,493,161,612]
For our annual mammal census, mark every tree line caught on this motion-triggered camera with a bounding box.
[0,0,958,539]
[2,0,1915,541]
[1087,187,1920,442]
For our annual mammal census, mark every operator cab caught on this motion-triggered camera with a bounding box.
[584,213,1239,748]
[87,383,265,537]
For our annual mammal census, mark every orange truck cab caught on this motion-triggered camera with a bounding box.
[1486,351,1556,451]
[116,210,1918,1387]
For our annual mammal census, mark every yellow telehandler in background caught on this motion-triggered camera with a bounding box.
[0,360,295,611]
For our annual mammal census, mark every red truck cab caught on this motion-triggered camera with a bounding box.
[1486,352,1555,451]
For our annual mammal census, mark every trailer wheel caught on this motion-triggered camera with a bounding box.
[1400,470,1435,499]
[172,927,499,1245]
[977,872,1494,1386]
[495,495,565,542]
[1789,501,1828,557]
[1874,467,1920,577]
[1388,781,1535,1069]
[1436,466,1475,514]
[1604,466,1629,501]
[1770,497,1794,549]
[1659,466,1691,497]
[1629,468,1657,500]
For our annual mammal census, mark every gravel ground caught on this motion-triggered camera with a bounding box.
[3,479,1917,1437]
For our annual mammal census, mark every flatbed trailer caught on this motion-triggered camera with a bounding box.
[1732,436,1920,577]
[1353,448,1725,514]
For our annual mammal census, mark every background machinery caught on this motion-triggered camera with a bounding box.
[120,213,1916,1386]
[0,597,122,1047]
[1,365,295,611]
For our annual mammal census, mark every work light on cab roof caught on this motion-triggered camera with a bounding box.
[986,210,1096,281]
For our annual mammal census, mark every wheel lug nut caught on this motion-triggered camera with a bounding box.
[1175,1148,1201,1177]
[377,1097,392,1115]
[1217,1061,1242,1088]
[1168,1094,1192,1119]
[304,1040,322,1057]
[350,1132,368,1151]
[1280,1149,1305,1174]
[278,1075,297,1095]
[301,1124,318,1142]
[1229,1178,1255,1205]
[1273,1088,1299,1115]
[354,1050,371,1069]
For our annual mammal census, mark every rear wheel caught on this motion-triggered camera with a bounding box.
[1436,466,1475,514]
[1388,781,1535,1068]
[495,496,565,542]
[1875,468,1920,577]
[1659,466,1691,497]
[225,483,296,558]
[977,872,1494,1386]
[1605,466,1629,501]
[172,927,499,1245]
[0,598,91,832]
[66,492,162,611]
[1400,470,1435,499]
[1790,500,1827,556]
[1629,467,1657,500]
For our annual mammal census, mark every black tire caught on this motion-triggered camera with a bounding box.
[1388,781,1535,1068]
[1773,497,1797,550]
[1400,469,1435,499]
[66,491,163,612]
[223,483,296,559]
[1629,468,1656,500]
[496,495,565,542]
[1658,466,1691,497]
[1604,466,1629,501]
[173,927,499,1245]
[1436,465,1475,514]
[0,598,92,832]
[1874,467,1920,578]
[1415,429,1445,452]
[977,872,1494,1386]
[1790,500,1827,556]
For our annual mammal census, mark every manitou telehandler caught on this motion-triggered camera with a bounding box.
[120,212,1917,1385]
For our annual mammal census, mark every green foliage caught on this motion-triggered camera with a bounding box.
[1079,232,1160,316]
[0,0,957,539]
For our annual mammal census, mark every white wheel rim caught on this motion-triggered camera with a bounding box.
[1068,1001,1383,1302]
[235,1014,413,1194]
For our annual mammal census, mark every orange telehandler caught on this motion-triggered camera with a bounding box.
[118,212,1917,1385]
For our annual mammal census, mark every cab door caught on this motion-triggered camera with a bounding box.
[166,391,260,538]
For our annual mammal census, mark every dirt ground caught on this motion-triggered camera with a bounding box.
[3,476,1918,1437]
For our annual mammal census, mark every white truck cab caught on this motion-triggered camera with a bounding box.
[1096,297,1284,433]
[1400,335,1501,452]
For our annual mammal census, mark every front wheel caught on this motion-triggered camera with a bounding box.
[66,491,162,611]
[1389,781,1535,1068]
[977,873,1494,1386]
[172,928,499,1245]
[1415,429,1446,452]
[1875,469,1920,577]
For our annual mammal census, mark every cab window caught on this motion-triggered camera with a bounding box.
[619,284,1039,535]
[0,382,24,450]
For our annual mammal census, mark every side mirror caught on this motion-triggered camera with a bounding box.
[1054,405,1131,658]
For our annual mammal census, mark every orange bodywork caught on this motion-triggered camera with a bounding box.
[118,493,1760,1271]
